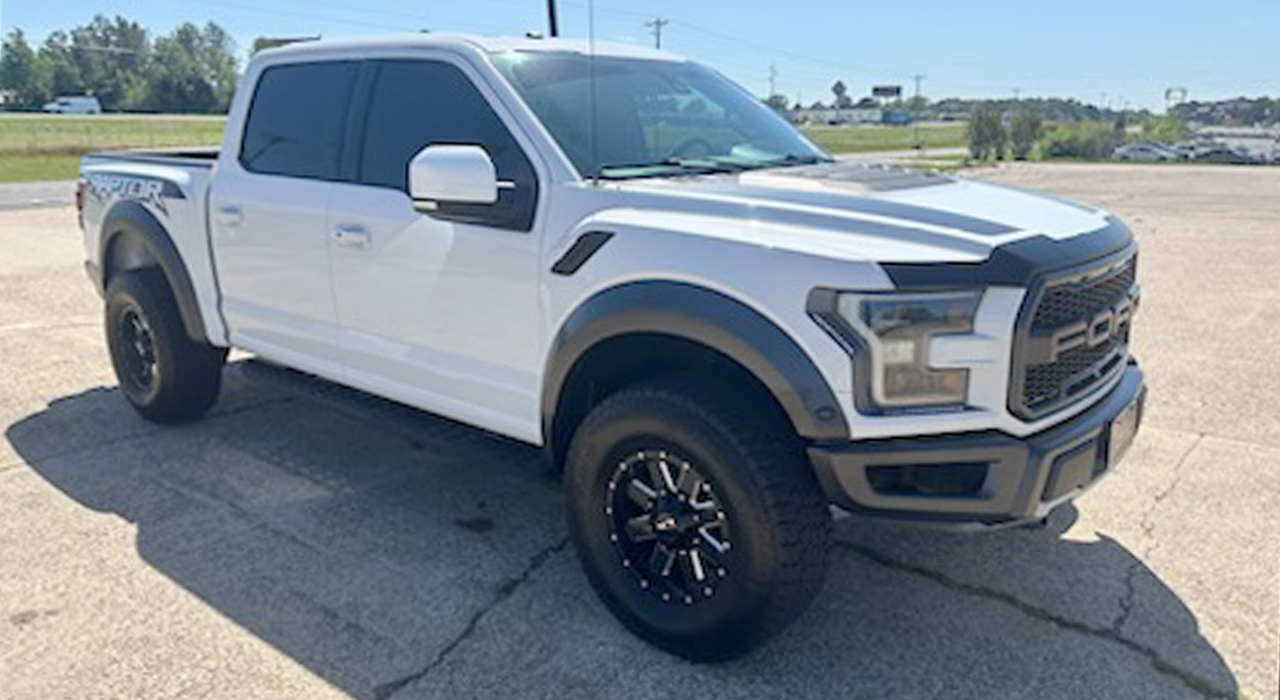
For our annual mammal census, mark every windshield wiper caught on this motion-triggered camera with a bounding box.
[695,153,835,173]
[596,158,747,180]
[595,154,832,180]
[755,153,835,168]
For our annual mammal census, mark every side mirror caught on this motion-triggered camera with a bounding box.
[409,145,498,209]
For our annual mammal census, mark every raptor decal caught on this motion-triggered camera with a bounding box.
[85,173,185,217]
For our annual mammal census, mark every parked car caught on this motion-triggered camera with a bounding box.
[76,34,1146,661]
[1113,143,1177,161]
[1191,146,1257,164]
[42,95,102,114]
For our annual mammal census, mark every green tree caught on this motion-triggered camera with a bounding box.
[138,22,238,113]
[0,29,40,108]
[764,93,790,113]
[68,15,149,111]
[967,103,1005,160]
[1039,122,1124,159]
[1142,117,1188,144]
[831,80,852,109]
[35,31,86,104]
[1009,113,1042,160]
[905,95,929,113]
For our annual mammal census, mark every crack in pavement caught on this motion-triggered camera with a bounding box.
[1113,433,1205,636]
[372,536,570,700]
[836,540,1234,699]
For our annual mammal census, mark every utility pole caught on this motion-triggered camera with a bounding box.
[768,63,778,97]
[1013,87,1021,101]
[645,18,669,48]
[911,74,925,152]
[546,0,559,37]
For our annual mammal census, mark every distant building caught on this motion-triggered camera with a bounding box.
[791,107,885,125]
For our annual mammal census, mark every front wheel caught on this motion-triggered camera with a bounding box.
[565,376,831,661]
[105,269,226,423]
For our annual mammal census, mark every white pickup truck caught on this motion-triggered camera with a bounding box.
[77,34,1145,660]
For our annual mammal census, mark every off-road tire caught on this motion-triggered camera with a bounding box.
[104,269,226,423]
[565,374,831,661]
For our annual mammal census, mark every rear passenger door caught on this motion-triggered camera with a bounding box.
[209,60,358,377]
[326,57,544,441]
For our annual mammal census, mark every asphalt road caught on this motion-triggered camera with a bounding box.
[1,164,1276,700]
[0,180,75,211]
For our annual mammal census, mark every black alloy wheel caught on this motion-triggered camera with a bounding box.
[606,448,731,606]
[117,304,160,399]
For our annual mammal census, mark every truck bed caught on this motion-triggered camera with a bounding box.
[79,148,227,345]
[83,147,220,168]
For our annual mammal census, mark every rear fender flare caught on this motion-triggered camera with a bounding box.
[98,199,209,345]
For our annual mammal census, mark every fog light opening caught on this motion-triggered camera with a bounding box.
[866,462,990,498]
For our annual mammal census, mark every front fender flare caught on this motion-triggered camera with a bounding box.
[543,281,850,454]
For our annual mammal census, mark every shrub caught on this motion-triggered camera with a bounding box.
[1038,121,1123,159]
[1142,118,1189,144]
[1009,114,1043,160]
[967,104,1005,160]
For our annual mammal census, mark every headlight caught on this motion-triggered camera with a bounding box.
[823,290,982,411]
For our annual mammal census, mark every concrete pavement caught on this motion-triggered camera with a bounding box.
[0,165,1276,699]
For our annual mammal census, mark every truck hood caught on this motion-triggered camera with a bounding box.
[603,161,1112,264]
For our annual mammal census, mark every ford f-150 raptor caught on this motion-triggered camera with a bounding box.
[77,34,1145,660]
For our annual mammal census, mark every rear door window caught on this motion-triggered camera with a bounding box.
[239,61,359,180]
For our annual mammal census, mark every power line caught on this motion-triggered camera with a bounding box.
[645,17,669,49]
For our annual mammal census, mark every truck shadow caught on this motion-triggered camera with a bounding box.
[5,362,1238,699]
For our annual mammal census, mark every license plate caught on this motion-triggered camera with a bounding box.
[1108,396,1142,466]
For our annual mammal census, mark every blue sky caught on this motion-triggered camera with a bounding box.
[2,0,1276,110]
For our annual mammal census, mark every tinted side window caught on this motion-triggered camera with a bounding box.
[240,61,358,179]
[359,60,537,230]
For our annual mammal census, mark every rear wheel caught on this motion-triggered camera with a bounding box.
[105,269,226,423]
[565,375,831,661]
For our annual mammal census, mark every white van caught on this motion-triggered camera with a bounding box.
[42,96,102,114]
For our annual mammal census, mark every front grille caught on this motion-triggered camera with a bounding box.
[1031,259,1137,328]
[1011,254,1137,420]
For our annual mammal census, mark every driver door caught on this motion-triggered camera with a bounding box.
[326,58,544,441]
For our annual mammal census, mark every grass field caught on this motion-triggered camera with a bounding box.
[0,113,225,154]
[801,123,967,153]
[0,155,84,183]
[0,113,966,183]
[0,114,224,182]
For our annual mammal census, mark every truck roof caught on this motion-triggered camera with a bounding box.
[258,33,685,63]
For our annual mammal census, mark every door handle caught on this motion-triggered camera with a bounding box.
[215,205,243,227]
[333,224,372,250]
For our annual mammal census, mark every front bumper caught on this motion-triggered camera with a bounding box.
[808,361,1146,528]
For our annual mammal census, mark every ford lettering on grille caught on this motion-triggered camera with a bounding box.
[1011,254,1138,420]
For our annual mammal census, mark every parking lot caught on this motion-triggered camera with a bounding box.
[0,163,1276,699]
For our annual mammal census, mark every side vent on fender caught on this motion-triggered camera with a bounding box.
[552,231,614,276]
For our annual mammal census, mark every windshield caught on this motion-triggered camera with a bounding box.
[491,51,830,179]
